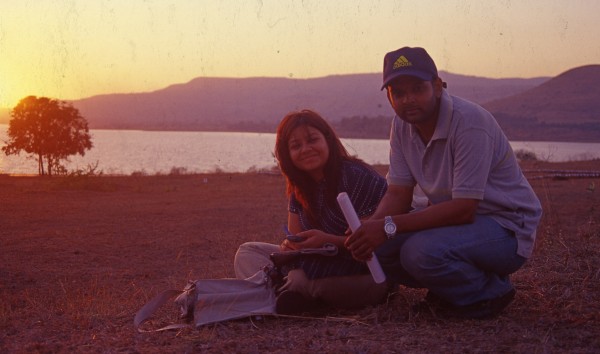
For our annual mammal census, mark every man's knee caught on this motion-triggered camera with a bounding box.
[399,236,447,279]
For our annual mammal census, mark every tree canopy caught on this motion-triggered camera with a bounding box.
[2,96,93,175]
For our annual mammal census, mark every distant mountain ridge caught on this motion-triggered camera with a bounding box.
[483,65,600,142]
[61,70,548,133]
[3,67,599,142]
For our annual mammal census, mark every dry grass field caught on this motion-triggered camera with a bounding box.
[1,160,599,353]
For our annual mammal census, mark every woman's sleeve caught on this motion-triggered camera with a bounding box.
[345,163,388,219]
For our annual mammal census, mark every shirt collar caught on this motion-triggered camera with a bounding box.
[430,90,453,141]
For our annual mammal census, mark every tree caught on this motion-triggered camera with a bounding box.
[2,96,93,176]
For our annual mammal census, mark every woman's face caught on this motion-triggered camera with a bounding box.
[287,125,330,181]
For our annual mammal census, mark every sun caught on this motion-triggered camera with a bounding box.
[0,65,39,109]
[0,80,21,109]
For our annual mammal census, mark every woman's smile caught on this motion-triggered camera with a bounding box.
[288,125,330,180]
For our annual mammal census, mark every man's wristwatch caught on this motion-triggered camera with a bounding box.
[384,216,397,239]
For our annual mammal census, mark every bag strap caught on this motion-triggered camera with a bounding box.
[134,289,191,332]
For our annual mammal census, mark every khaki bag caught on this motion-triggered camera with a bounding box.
[133,244,339,332]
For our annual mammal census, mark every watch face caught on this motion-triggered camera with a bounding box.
[385,222,396,234]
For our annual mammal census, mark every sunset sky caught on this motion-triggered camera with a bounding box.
[1,0,599,109]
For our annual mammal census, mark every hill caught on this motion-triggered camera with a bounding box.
[7,69,600,142]
[483,65,600,142]
[64,72,547,134]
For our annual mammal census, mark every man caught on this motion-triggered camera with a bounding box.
[345,47,542,319]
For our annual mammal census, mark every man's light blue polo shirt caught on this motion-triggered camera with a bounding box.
[387,90,542,258]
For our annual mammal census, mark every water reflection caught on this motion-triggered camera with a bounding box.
[1,125,598,175]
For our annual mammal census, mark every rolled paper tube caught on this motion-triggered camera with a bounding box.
[336,192,386,284]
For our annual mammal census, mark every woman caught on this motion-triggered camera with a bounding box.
[135,110,389,330]
[234,109,389,314]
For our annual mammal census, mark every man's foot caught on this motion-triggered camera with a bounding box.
[275,290,324,315]
[452,288,516,319]
[416,289,516,320]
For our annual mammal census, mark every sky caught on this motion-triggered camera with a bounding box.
[0,0,599,109]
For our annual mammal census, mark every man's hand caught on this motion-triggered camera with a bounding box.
[344,219,387,261]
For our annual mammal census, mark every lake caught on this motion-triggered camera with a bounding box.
[1,124,599,175]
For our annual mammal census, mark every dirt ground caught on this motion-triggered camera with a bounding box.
[1,160,599,353]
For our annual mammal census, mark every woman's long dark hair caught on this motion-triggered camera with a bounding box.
[275,109,360,227]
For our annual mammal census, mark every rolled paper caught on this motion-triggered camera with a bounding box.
[336,192,386,284]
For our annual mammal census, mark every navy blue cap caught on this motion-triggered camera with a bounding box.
[381,47,438,90]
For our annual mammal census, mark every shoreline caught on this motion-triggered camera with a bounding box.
[2,159,600,178]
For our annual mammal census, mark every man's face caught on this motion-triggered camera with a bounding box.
[386,76,442,125]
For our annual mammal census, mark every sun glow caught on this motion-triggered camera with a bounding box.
[0,82,22,110]
[0,65,41,109]
[0,1,599,105]
[0,79,17,109]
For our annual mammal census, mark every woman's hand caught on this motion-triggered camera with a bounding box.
[279,229,339,251]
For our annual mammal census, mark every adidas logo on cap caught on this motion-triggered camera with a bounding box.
[393,55,412,69]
